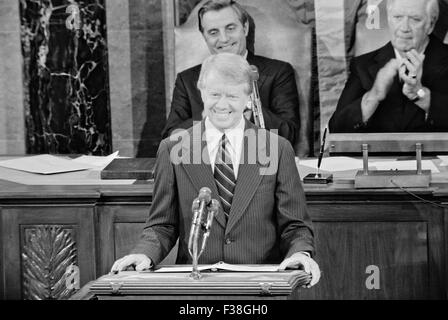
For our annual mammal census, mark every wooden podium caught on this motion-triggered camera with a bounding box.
[71,268,311,300]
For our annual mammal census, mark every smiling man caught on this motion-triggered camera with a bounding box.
[329,0,448,133]
[112,53,320,288]
[162,0,301,147]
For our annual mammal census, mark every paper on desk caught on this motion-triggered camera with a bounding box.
[438,156,448,166]
[299,157,364,172]
[0,154,95,175]
[371,160,440,173]
[72,151,119,169]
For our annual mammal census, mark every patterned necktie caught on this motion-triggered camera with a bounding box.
[214,134,236,221]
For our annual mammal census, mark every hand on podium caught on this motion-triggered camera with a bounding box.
[110,254,153,273]
[278,252,321,288]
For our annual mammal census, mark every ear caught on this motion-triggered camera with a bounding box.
[244,21,249,37]
[200,88,206,102]
[426,17,437,35]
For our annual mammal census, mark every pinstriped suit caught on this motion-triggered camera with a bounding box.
[132,119,314,266]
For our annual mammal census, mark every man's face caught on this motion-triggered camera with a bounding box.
[201,7,249,56]
[388,0,435,52]
[201,70,249,130]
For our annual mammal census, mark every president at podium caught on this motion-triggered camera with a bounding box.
[111,53,320,287]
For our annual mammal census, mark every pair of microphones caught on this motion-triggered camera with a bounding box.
[188,188,220,276]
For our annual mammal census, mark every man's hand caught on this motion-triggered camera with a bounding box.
[399,50,425,97]
[362,59,400,122]
[110,254,152,273]
[372,58,400,101]
[278,252,321,288]
[398,50,430,113]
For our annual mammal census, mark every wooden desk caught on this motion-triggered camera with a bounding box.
[1,159,447,300]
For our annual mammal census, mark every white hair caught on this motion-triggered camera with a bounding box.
[197,53,253,94]
[387,0,440,24]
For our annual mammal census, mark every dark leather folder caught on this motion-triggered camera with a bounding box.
[100,158,155,180]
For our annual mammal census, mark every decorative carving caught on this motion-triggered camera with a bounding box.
[21,226,78,300]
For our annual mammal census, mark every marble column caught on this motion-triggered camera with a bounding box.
[107,0,166,157]
[105,0,134,156]
[20,0,112,155]
[0,1,26,155]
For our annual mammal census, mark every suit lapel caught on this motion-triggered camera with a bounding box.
[225,121,265,234]
[181,121,226,229]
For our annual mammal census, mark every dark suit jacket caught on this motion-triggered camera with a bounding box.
[329,36,448,133]
[132,120,314,266]
[162,52,301,145]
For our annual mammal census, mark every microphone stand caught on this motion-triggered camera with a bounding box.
[188,188,220,280]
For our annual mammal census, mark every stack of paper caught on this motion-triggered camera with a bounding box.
[298,157,364,172]
[0,152,119,175]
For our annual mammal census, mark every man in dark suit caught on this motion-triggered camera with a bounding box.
[162,0,300,146]
[112,53,320,287]
[329,0,448,133]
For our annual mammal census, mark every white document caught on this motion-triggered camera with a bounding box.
[299,157,364,172]
[72,151,119,169]
[0,154,95,174]
[371,160,440,173]
[152,262,280,273]
[437,156,448,166]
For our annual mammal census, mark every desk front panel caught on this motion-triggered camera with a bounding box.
[0,204,96,300]
[1,186,446,300]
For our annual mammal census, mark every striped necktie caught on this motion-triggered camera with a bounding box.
[214,134,236,221]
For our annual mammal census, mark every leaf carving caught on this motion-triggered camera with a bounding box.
[22,226,78,300]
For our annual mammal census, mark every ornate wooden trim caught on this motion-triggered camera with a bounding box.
[21,226,78,300]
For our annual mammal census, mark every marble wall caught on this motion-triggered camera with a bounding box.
[20,0,112,155]
[0,0,166,157]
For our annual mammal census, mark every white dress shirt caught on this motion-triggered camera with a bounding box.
[205,116,245,179]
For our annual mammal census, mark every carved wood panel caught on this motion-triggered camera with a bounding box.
[21,225,78,300]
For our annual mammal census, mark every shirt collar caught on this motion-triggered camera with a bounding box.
[204,116,245,150]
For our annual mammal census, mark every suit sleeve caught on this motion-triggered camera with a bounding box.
[161,73,195,138]
[131,139,179,266]
[275,139,315,258]
[328,60,368,133]
[262,62,300,145]
[426,66,448,130]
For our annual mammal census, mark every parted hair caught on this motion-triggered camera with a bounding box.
[197,53,254,94]
[198,0,250,33]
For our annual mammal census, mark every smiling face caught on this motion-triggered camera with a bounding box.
[200,70,250,130]
[201,6,249,56]
[388,0,436,53]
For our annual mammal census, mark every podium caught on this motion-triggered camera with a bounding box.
[71,268,311,300]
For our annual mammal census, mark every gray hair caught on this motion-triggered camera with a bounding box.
[387,0,440,24]
[197,53,253,94]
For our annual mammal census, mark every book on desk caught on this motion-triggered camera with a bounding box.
[101,158,155,180]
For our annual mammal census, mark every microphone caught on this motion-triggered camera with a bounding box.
[188,188,218,280]
[200,199,220,254]
[249,65,259,81]
[248,65,265,129]
[198,187,212,214]
[188,198,201,254]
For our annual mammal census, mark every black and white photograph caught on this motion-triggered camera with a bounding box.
[0,0,447,311]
